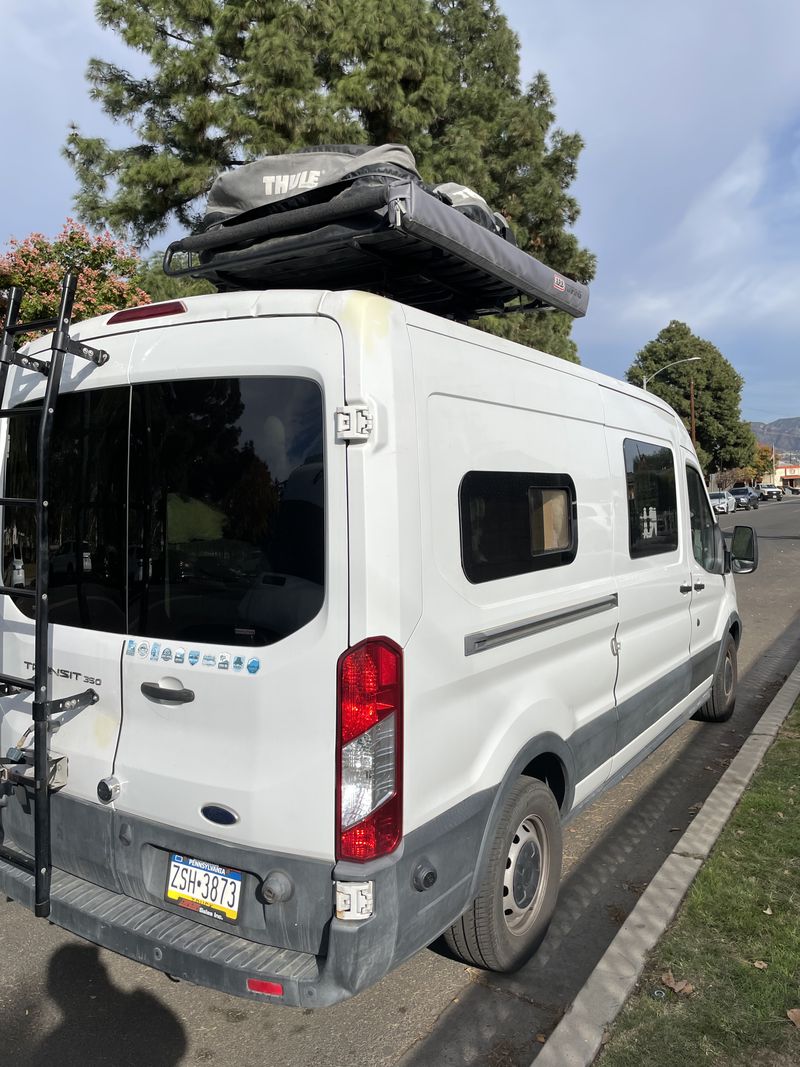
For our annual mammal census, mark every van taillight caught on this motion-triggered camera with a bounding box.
[337,638,403,862]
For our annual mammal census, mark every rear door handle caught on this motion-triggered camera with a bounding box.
[694,582,705,591]
[140,682,195,704]
[679,583,692,594]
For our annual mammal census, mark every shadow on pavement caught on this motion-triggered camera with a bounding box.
[4,944,187,1067]
[400,612,800,1067]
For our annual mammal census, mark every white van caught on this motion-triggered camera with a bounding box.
[0,289,757,1006]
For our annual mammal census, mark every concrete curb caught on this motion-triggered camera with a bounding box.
[533,661,800,1067]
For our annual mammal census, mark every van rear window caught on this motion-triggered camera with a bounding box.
[459,471,577,583]
[623,438,678,558]
[3,377,324,647]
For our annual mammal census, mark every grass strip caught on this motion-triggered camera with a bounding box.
[598,701,800,1067]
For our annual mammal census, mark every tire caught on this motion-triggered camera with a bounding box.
[694,632,737,723]
[443,778,562,972]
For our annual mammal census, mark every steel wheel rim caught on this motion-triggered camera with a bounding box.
[723,651,735,699]
[502,813,548,936]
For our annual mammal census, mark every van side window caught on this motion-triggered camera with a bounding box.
[459,471,577,583]
[623,439,678,558]
[685,465,718,571]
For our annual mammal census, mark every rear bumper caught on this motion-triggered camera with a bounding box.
[0,787,495,1006]
[0,852,319,1006]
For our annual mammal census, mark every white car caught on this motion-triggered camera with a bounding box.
[50,540,92,575]
[8,548,25,587]
[709,490,736,514]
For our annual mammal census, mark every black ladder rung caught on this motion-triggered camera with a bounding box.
[0,672,35,693]
[0,405,43,418]
[4,317,58,335]
[0,843,35,874]
[0,585,34,600]
[0,496,37,508]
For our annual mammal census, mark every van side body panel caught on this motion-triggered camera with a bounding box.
[402,323,619,834]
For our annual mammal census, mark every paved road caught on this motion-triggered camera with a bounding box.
[2,498,800,1067]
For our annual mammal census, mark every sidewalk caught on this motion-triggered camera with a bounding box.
[535,657,800,1067]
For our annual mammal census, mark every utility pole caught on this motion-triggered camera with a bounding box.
[690,378,696,446]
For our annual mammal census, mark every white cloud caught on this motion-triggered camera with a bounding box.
[671,142,767,265]
[502,0,800,418]
[622,140,800,333]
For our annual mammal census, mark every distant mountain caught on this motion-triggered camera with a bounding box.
[750,418,800,462]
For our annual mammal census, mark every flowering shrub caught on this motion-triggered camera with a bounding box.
[0,220,150,332]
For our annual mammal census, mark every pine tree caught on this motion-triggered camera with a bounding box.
[626,321,757,473]
[135,251,215,302]
[65,0,594,360]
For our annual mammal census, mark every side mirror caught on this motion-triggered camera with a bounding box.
[730,525,758,573]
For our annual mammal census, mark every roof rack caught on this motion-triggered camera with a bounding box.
[164,181,589,323]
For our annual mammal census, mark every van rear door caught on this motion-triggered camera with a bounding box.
[0,335,134,808]
[113,314,347,861]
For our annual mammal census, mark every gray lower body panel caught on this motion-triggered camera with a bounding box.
[0,786,496,1007]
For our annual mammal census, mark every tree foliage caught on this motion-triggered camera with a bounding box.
[64,0,594,360]
[0,220,149,328]
[752,443,775,481]
[715,467,755,491]
[134,252,215,302]
[626,321,757,474]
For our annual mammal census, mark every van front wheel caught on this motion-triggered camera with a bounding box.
[443,778,562,972]
[694,632,737,723]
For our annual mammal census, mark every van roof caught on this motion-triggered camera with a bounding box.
[23,287,683,432]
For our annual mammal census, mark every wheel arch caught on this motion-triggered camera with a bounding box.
[726,611,742,649]
[468,732,574,901]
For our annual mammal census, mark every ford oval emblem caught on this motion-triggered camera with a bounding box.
[201,804,239,826]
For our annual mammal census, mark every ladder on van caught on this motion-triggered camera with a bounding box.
[0,274,108,917]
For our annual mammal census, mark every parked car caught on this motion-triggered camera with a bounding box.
[709,490,736,514]
[7,545,25,588]
[754,483,782,501]
[50,540,92,575]
[730,487,760,511]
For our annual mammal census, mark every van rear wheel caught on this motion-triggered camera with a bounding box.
[443,778,562,972]
[694,632,737,723]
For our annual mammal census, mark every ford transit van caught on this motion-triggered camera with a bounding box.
[0,287,757,1006]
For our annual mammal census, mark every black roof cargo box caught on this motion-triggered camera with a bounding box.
[165,151,589,322]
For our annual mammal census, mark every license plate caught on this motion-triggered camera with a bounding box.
[165,853,242,923]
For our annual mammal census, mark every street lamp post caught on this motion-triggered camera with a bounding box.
[641,356,702,391]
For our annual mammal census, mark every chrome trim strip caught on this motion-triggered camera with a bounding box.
[464,593,619,657]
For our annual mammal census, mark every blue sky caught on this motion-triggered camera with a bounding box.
[3,0,800,424]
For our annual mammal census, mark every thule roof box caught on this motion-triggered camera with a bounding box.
[164,181,589,322]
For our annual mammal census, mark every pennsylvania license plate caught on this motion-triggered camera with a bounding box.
[165,853,242,923]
